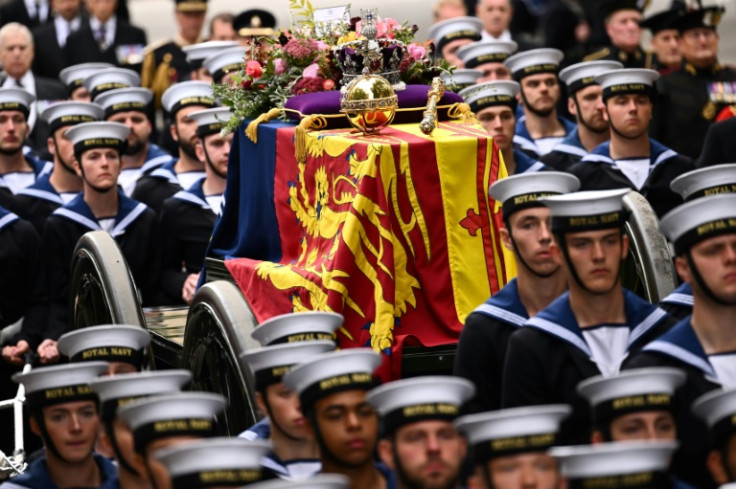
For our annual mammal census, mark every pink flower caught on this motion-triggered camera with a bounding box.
[303,63,320,78]
[316,41,329,51]
[245,60,262,78]
[407,43,427,61]
[274,58,286,75]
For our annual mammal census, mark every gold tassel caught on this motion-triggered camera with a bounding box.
[294,115,327,163]
[245,107,283,143]
[150,53,174,110]
[447,103,477,123]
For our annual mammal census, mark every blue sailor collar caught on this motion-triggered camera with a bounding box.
[525,289,668,357]
[261,452,321,479]
[28,155,53,178]
[643,319,717,380]
[0,206,18,233]
[513,115,577,157]
[550,128,588,158]
[141,143,175,174]
[14,172,66,205]
[52,189,149,237]
[513,148,546,174]
[660,283,693,307]
[148,159,180,184]
[173,177,212,210]
[580,139,679,170]
[473,278,529,327]
[5,453,118,489]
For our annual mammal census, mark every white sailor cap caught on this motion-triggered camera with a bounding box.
[660,194,736,255]
[13,362,108,410]
[670,164,736,201]
[241,340,335,390]
[366,376,474,434]
[457,40,518,69]
[243,474,350,489]
[202,46,249,84]
[558,60,624,93]
[459,80,520,113]
[58,324,150,367]
[89,370,192,422]
[41,101,104,132]
[162,80,216,115]
[188,107,232,138]
[540,188,629,233]
[693,388,736,447]
[577,368,685,427]
[595,68,659,101]
[282,349,382,410]
[550,441,678,485]
[441,69,483,90]
[59,62,115,90]
[0,87,35,117]
[83,68,141,99]
[490,171,580,220]
[183,40,241,69]
[153,437,272,489]
[251,311,342,346]
[427,16,483,51]
[94,87,153,119]
[455,405,571,463]
[65,121,130,156]
[117,391,226,453]
[504,48,564,81]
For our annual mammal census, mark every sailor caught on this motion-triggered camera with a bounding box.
[158,106,230,305]
[367,376,474,489]
[650,6,736,160]
[640,8,684,75]
[459,81,546,174]
[89,370,192,489]
[242,475,350,489]
[59,62,115,101]
[241,341,335,480]
[283,349,392,489]
[542,60,623,172]
[501,189,675,444]
[454,171,579,411]
[8,101,103,235]
[625,194,736,489]
[83,66,142,101]
[141,0,209,108]
[1,362,116,489]
[454,404,570,489]
[456,40,516,82]
[181,40,240,82]
[132,80,215,213]
[583,0,654,69]
[153,437,272,489]
[44,121,162,352]
[568,68,693,218]
[201,46,249,86]
[550,441,680,489]
[659,164,736,320]
[0,88,52,207]
[95,87,175,196]
[117,391,226,489]
[427,16,483,68]
[57,324,151,375]
[503,48,576,158]
[441,69,482,92]
[693,388,736,487]
[577,367,684,443]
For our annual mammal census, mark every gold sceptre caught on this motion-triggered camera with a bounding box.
[420,77,445,135]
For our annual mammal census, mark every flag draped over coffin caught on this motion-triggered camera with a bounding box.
[208,119,514,379]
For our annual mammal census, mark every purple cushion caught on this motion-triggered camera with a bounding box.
[284,84,464,128]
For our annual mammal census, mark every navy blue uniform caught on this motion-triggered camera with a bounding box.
[514,115,577,158]
[658,283,693,322]
[8,173,76,236]
[0,453,118,489]
[540,128,589,172]
[131,159,204,214]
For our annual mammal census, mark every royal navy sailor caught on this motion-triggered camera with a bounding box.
[58,63,115,102]
[201,46,249,86]
[454,171,579,412]
[501,189,675,444]
[181,40,239,82]
[83,67,141,101]
[456,40,516,82]
[57,324,151,375]
[427,16,483,68]
[693,388,736,487]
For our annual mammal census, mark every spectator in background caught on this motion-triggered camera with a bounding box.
[0,0,51,30]
[32,0,85,79]
[433,0,468,21]
[584,0,653,69]
[208,12,235,41]
[477,0,512,41]
[640,8,683,75]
